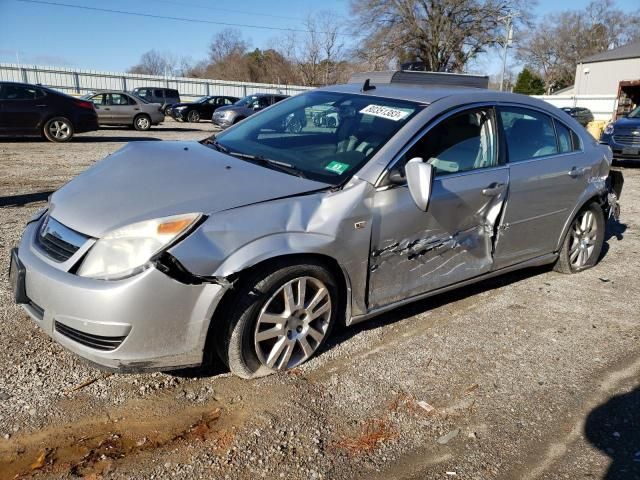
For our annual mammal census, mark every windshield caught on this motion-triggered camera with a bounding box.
[194,96,210,103]
[234,95,258,107]
[210,91,423,184]
[627,106,640,118]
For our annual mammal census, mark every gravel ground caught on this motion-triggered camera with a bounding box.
[0,120,639,479]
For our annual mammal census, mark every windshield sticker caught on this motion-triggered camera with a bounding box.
[359,104,411,121]
[325,161,350,175]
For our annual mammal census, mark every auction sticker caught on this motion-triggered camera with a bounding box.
[359,104,411,121]
[325,161,350,174]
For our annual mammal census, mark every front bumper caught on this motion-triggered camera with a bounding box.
[15,220,226,372]
[600,137,640,159]
[212,116,232,129]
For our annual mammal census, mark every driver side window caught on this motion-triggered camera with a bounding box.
[401,107,498,176]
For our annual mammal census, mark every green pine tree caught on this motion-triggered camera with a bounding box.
[513,68,546,95]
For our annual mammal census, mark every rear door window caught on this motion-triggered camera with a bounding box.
[154,89,165,99]
[554,120,581,153]
[1,84,43,100]
[500,107,558,162]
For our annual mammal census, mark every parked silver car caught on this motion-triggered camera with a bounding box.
[10,79,622,378]
[82,91,164,130]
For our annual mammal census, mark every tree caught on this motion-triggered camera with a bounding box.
[128,50,174,76]
[128,50,194,77]
[513,68,545,95]
[517,0,640,92]
[350,0,530,73]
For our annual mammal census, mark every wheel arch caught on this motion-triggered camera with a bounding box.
[555,191,606,253]
[202,252,351,367]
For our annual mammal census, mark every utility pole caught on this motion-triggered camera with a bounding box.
[499,13,515,91]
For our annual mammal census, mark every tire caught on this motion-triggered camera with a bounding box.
[133,114,151,131]
[554,202,605,274]
[43,117,74,142]
[218,259,339,379]
[187,110,200,123]
[286,117,303,133]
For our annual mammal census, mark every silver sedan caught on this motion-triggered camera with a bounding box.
[82,91,164,130]
[11,81,623,379]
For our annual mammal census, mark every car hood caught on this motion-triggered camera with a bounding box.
[214,105,242,114]
[48,141,329,238]
[613,117,640,128]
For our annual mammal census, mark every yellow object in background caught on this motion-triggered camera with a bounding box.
[586,120,606,140]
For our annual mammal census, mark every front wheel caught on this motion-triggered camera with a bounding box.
[43,117,74,142]
[187,110,200,123]
[219,260,338,378]
[554,202,605,273]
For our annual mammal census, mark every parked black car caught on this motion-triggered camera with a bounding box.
[0,82,98,142]
[561,107,594,126]
[131,87,180,113]
[168,95,239,122]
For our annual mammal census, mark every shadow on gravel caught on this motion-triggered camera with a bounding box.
[97,126,205,133]
[600,218,627,261]
[0,190,53,207]
[612,159,640,168]
[323,264,554,355]
[585,386,640,480]
[0,136,162,143]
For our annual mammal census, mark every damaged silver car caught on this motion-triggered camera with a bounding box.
[10,75,623,378]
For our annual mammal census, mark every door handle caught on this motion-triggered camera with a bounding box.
[104,107,110,110]
[482,182,506,196]
[134,107,140,110]
[568,166,589,178]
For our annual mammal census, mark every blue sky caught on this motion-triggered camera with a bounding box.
[0,0,638,77]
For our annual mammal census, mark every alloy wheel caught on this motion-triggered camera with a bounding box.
[48,120,71,140]
[136,116,150,129]
[254,276,331,370]
[188,111,200,122]
[569,209,598,268]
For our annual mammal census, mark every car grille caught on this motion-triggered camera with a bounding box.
[613,135,640,146]
[55,321,127,351]
[36,216,88,262]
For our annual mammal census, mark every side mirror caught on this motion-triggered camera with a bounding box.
[405,157,434,211]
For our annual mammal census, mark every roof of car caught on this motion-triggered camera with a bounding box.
[315,82,537,105]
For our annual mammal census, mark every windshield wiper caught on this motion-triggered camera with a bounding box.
[202,138,229,154]
[227,151,307,178]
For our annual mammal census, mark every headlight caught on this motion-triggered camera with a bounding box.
[222,111,233,118]
[604,123,614,135]
[77,213,201,280]
[175,106,188,111]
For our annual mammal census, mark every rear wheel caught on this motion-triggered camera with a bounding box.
[218,260,338,378]
[43,117,74,142]
[187,110,200,123]
[133,114,151,131]
[554,202,605,273]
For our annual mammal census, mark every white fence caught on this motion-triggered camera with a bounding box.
[0,63,313,100]
[533,94,618,122]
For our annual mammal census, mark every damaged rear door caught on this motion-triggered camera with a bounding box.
[368,106,508,309]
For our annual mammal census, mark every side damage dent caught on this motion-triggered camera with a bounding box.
[367,182,507,308]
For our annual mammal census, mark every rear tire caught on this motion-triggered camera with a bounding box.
[43,117,74,142]
[133,114,151,131]
[554,202,605,274]
[218,259,338,379]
